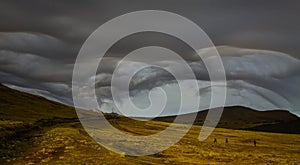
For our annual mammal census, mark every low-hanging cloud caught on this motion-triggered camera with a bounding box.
[1,40,300,116]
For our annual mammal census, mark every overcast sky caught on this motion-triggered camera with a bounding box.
[0,0,300,116]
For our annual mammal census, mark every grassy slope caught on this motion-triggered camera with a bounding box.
[0,84,77,122]
[1,84,300,164]
[0,84,78,164]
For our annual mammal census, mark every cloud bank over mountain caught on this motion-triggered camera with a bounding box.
[92,46,300,116]
[1,0,300,116]
[0,31,299,116]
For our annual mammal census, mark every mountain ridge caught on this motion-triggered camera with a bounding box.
[1,83,299,134]
[153,106,300,133]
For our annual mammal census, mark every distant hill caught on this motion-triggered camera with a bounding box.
[154,106,300,134]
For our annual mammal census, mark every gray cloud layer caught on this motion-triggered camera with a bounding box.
[92,46,300,116]
[0,0,300,115]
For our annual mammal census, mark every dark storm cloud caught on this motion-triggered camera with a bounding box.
[1,0,300,59]
[0,0,300,115]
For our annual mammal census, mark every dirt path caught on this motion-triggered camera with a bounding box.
[0,118,79,164]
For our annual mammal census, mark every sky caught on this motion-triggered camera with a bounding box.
[0,0,300,116]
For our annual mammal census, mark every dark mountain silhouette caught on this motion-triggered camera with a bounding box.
[248,119,300,134]
[153,106,300,133]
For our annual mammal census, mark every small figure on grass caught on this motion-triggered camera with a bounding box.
[226,138,228,144]
[214,138,217,144]
[253,139,257,146]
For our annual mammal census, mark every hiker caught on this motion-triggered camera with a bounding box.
[226,138,228,144]
[254,139,257,146]
[214,138,217,144]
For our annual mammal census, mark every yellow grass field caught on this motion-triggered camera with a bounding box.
[5,118,300,164]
